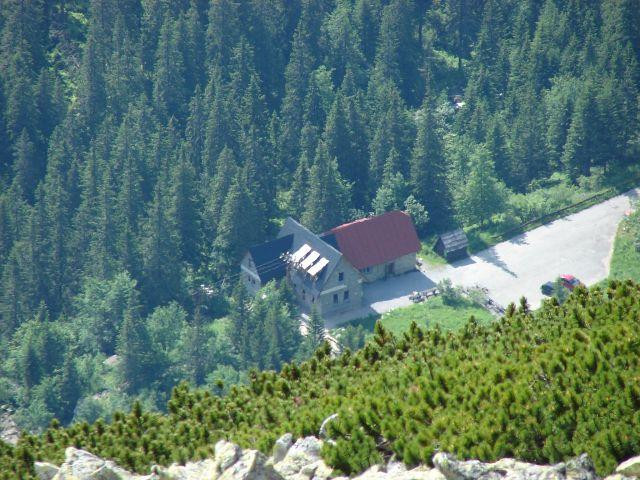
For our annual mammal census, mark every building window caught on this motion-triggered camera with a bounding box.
[333,293,339,304]
[338,272,344,281]
[344,290,349,301]
[302,289,306,301]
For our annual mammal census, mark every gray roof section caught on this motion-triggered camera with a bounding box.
[439,228,469,252]
[278,217,342,289]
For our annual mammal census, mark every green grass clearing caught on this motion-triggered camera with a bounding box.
[609,210,640,282]
[333,296,494,339]
[417,236,448,267]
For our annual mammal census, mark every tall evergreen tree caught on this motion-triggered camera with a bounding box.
[141,179,181,308]
[301,141,351,233]
[170,151,201,265]
[117,302,163,393]
[57,352,81,424]
[409,99,449,227]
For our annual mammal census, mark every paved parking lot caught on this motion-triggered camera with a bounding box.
[325,188,639,328]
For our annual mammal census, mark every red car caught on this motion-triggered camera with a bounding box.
[559,274,583,290]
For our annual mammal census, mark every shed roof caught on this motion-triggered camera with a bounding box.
[328,210,420,270]
[438,228,468,253]
[248,234,293,283]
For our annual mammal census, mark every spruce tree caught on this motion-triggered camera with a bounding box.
[409,99,449,227]
[212,173,260,274]
[141,179,181,309]
[117,303,160,393]
[301,141,351,233]
[454,146,507,226]
[170,151,201,265]
[57,352,81,424]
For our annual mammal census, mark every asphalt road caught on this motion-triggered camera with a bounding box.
[325,188,639,328]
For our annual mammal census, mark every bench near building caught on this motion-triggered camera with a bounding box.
[241,210,421,316]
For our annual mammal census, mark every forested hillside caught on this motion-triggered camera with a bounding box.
[1,0,639,431]
[2,281,640,479]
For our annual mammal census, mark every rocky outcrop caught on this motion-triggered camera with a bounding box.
[616,457,640,479]
[32,435,640,480]
[432,453,598,480]
[0,405,19,445]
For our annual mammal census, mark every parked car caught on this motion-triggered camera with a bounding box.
[541,275,583,296]
[540,281,555,296]
[559,274,583,290]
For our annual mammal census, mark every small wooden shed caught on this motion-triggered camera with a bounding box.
[434,229,469,261]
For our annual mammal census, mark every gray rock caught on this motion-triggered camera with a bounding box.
[565,454,597,480]
[617,457,640,478]
[35,461,60,480]
[432,453,598,480]
[273,434,294,464]
[0,409,20,445]
[605,475,636,480]
[273,437,323,479]
[52,447,150,480]
[219,449,283,480]
[156,459,218,480]
[216,439,241,471]
[433,453,499,480]
[354,465,445,480]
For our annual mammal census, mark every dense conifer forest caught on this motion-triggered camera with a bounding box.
[2,281,640,478]
[0,0,639,444]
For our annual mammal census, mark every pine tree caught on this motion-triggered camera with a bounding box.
[278,24,314,171]
[454,146,508,226]
[302,306,325,356]
[106,14,143,120]
[141,179,181,308]
[117,303,160,393]
[11,129,39,203]
[0,249,23,335]
[562,82,602,181]
[301,141,351,233]
[202,80,234,177]
[203,146,237,239]
[228,280,252,367]
[153,16,186,122]
[184,86,207,174]
[485,116,511,183]
[87,166,117,280]
[212,173,260,275]
[77,31,106,138]
[288,154,310,220]
[180,307,210,385]
[57,352,81,424]
[409,99,449,227]
[170,151,201,265]
[324,92,369,208]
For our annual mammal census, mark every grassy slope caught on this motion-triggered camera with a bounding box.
[336,296,493,338]
[609,211,640,282]
[3,282,640,479]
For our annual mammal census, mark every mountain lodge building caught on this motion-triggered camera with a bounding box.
[240,211,421,316]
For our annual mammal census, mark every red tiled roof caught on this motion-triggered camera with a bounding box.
[328,211,420,270]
